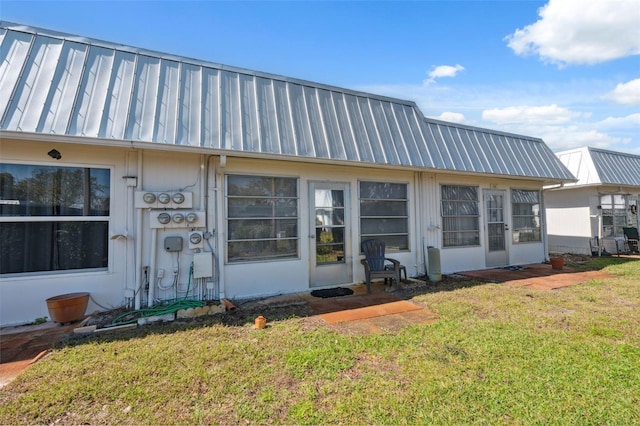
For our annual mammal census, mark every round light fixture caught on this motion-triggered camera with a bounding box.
[157,193,171,204]
[142,192,157,204]
[157,212,171,224]
[172,192,185,204]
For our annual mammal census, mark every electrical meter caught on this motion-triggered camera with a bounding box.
[186,212,198,224]
[188,231,204,249]
[189,232,202,245]
[172,192,185,204]
[157,212,171,224]
[157,193,171,204]
[142,192,157,204]
[172,213,185,224]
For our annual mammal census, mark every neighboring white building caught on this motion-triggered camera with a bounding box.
[0,22,575,326]
[546,147,640,255]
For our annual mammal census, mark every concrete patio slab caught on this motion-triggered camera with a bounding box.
[306,291,439,334]
[459,262,614,289]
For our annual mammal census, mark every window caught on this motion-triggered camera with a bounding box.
[512,189,541,243]
[600,194,627,237]
[0,164,110,274]
[359,181,408,251]
[226,175,298,262]
[441,185,479,247]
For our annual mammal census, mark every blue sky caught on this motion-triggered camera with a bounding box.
[2,0,639,154]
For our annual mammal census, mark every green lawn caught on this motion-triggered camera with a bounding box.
[1,258,639,425]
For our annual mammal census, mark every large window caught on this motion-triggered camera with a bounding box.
[441,185,480,247]
[359,181,408,251]
[0,164,110,274]
[226,175,298,262]
[512,189,541,243]
[601,194,627,237]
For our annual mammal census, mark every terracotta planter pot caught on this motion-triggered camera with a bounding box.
[46,292,89,324]
[550,257,565,270]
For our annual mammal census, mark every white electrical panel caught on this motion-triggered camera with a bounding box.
[135,191,193,209]
[150,211,205,229]
[193,252,213,278]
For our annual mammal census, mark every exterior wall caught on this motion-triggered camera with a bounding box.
[424,174,547,274]
[219,157,419,300]
[546,185,640,255]
[1,138,132,325]
[1,137,550,325]
[545,187,595,255]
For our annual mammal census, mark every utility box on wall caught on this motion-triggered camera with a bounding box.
[193,252,214,278]
[164,236,183,252]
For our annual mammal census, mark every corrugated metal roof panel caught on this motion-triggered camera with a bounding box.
[420,118,575,180]
[0,21,575,182]
[590,148,640,186]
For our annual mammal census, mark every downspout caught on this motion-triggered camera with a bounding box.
[134,150,144,310]
[541,188,549,262]
[148,228,158,306]
[205,154,224,300]
[125,152,136,308]
[414,171,425,276]
[215,155,226,299]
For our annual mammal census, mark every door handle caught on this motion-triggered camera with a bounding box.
[310,235,315,239]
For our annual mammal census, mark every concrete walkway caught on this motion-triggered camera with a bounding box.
[458,262,614,290]
[0,321,78,388]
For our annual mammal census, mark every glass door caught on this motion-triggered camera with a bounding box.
[484,189,509,267]
[309,182,351,287]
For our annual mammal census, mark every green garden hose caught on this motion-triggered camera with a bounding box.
[111,299,205,326]
[112,263,203,326]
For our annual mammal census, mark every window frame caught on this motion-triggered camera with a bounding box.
[600,194,628,238]
[511,189,542,244]
[440,184,480,248]
[225,173,300,264]
[0,161,112,276]
[358,180,410,253]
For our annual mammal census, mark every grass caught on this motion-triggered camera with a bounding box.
[1,258,639,424]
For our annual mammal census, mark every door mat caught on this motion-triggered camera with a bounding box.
[500,265,528,271]
[310,287,354,298]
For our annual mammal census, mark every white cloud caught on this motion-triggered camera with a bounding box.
[424,64,464,85]
[482,104,581,126]
[432,112,468,124]
[603,79,640,105]
[505,0,640,66]
[539,127,620,151]
[596,113,640,129]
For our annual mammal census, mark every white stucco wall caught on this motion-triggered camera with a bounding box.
[1,139,132,325]
[545,187,595,254]
[545,185,640,255]
[430,174,547,273]
[1,137,551,325]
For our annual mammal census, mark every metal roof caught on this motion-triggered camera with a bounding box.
[555,147,640,187]
[0,21,574,182]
